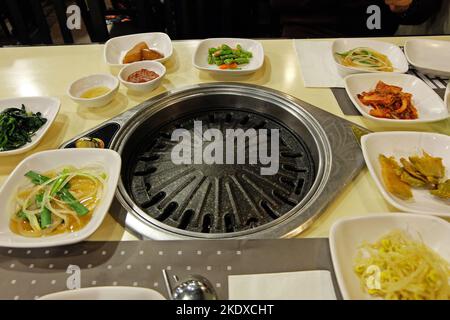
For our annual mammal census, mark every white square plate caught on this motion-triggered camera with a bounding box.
[193,38,264,75]
[344,73,448,123]
[332,38,408,76]
[361,132,450,216]
[104,32,173,69]
[405,39,450,77]
[0,97,60,156]
[330,213,450,300]
[0,149,121,248]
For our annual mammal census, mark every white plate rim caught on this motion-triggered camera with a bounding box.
[39,286,166,300]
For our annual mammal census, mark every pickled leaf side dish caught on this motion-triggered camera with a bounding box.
[379,151,449,201]
[430,180,450,199]
[400,158,428,184]
[409,151,445,182]
[0,105,47,151]
[379,155,413,200]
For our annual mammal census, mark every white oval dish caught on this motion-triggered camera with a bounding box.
[404,39,450,77]
[0,149,121,248]
[361,131,450,216]
[330,213,450,300]
[0,97,60,157]
[193,38,264,75]
[332,38,408,77]
[344,73,448,123]
[39,286,166,300]
[118,60,166,92]
[67,74,119,108]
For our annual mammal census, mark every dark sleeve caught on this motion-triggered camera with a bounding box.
[270,0,337,10]
[398,0,442,25]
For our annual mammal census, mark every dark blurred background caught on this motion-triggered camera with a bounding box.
[0,0,448,46]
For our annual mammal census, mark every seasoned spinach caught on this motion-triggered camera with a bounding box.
[0,105,47,151]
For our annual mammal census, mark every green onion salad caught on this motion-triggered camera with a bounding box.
[335,47,394,72]
[11,165,107,237]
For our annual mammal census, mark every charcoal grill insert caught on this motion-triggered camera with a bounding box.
[126,109,316,234]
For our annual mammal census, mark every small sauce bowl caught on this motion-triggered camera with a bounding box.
[68,74,119,108]
[118,61,166,92]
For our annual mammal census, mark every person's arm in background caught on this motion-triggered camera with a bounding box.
[385,0,442,24]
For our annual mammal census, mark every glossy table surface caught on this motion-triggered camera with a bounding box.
[0,36,449,241]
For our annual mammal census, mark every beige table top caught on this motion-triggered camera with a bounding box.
[0,36,449,241]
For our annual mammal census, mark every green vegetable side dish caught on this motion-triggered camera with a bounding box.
[207,44,253,70]
[23,170,89,227]
[334,47,393,72]
[12,165,106,237]
[0,105,47,152]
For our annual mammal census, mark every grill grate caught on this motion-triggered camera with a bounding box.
[128,110,316,234]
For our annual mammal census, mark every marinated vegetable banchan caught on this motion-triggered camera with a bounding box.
[11,165,106,237]
[354,230,450,300]
[208,44,253,69]
[358,81,418,120]
[379,151,449,201]
[0,105,47,152]
[335,47,393,72]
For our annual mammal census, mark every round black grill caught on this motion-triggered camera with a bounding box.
[127,109,316,234]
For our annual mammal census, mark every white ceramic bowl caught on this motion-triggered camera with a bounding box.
[405,39,450,77]
[104,32,172,71]
[361,132,450,217]
[67,74,119,108]
[118,60,166,92]
[330,213,450,300]
[39,286,165,300]
[0,97,60,157]
[193,38,264,75]
[0,149,121,248]
[332,39,408,77]
[344,73,448,123]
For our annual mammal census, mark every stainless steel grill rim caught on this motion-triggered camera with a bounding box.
[110,83,334,239]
